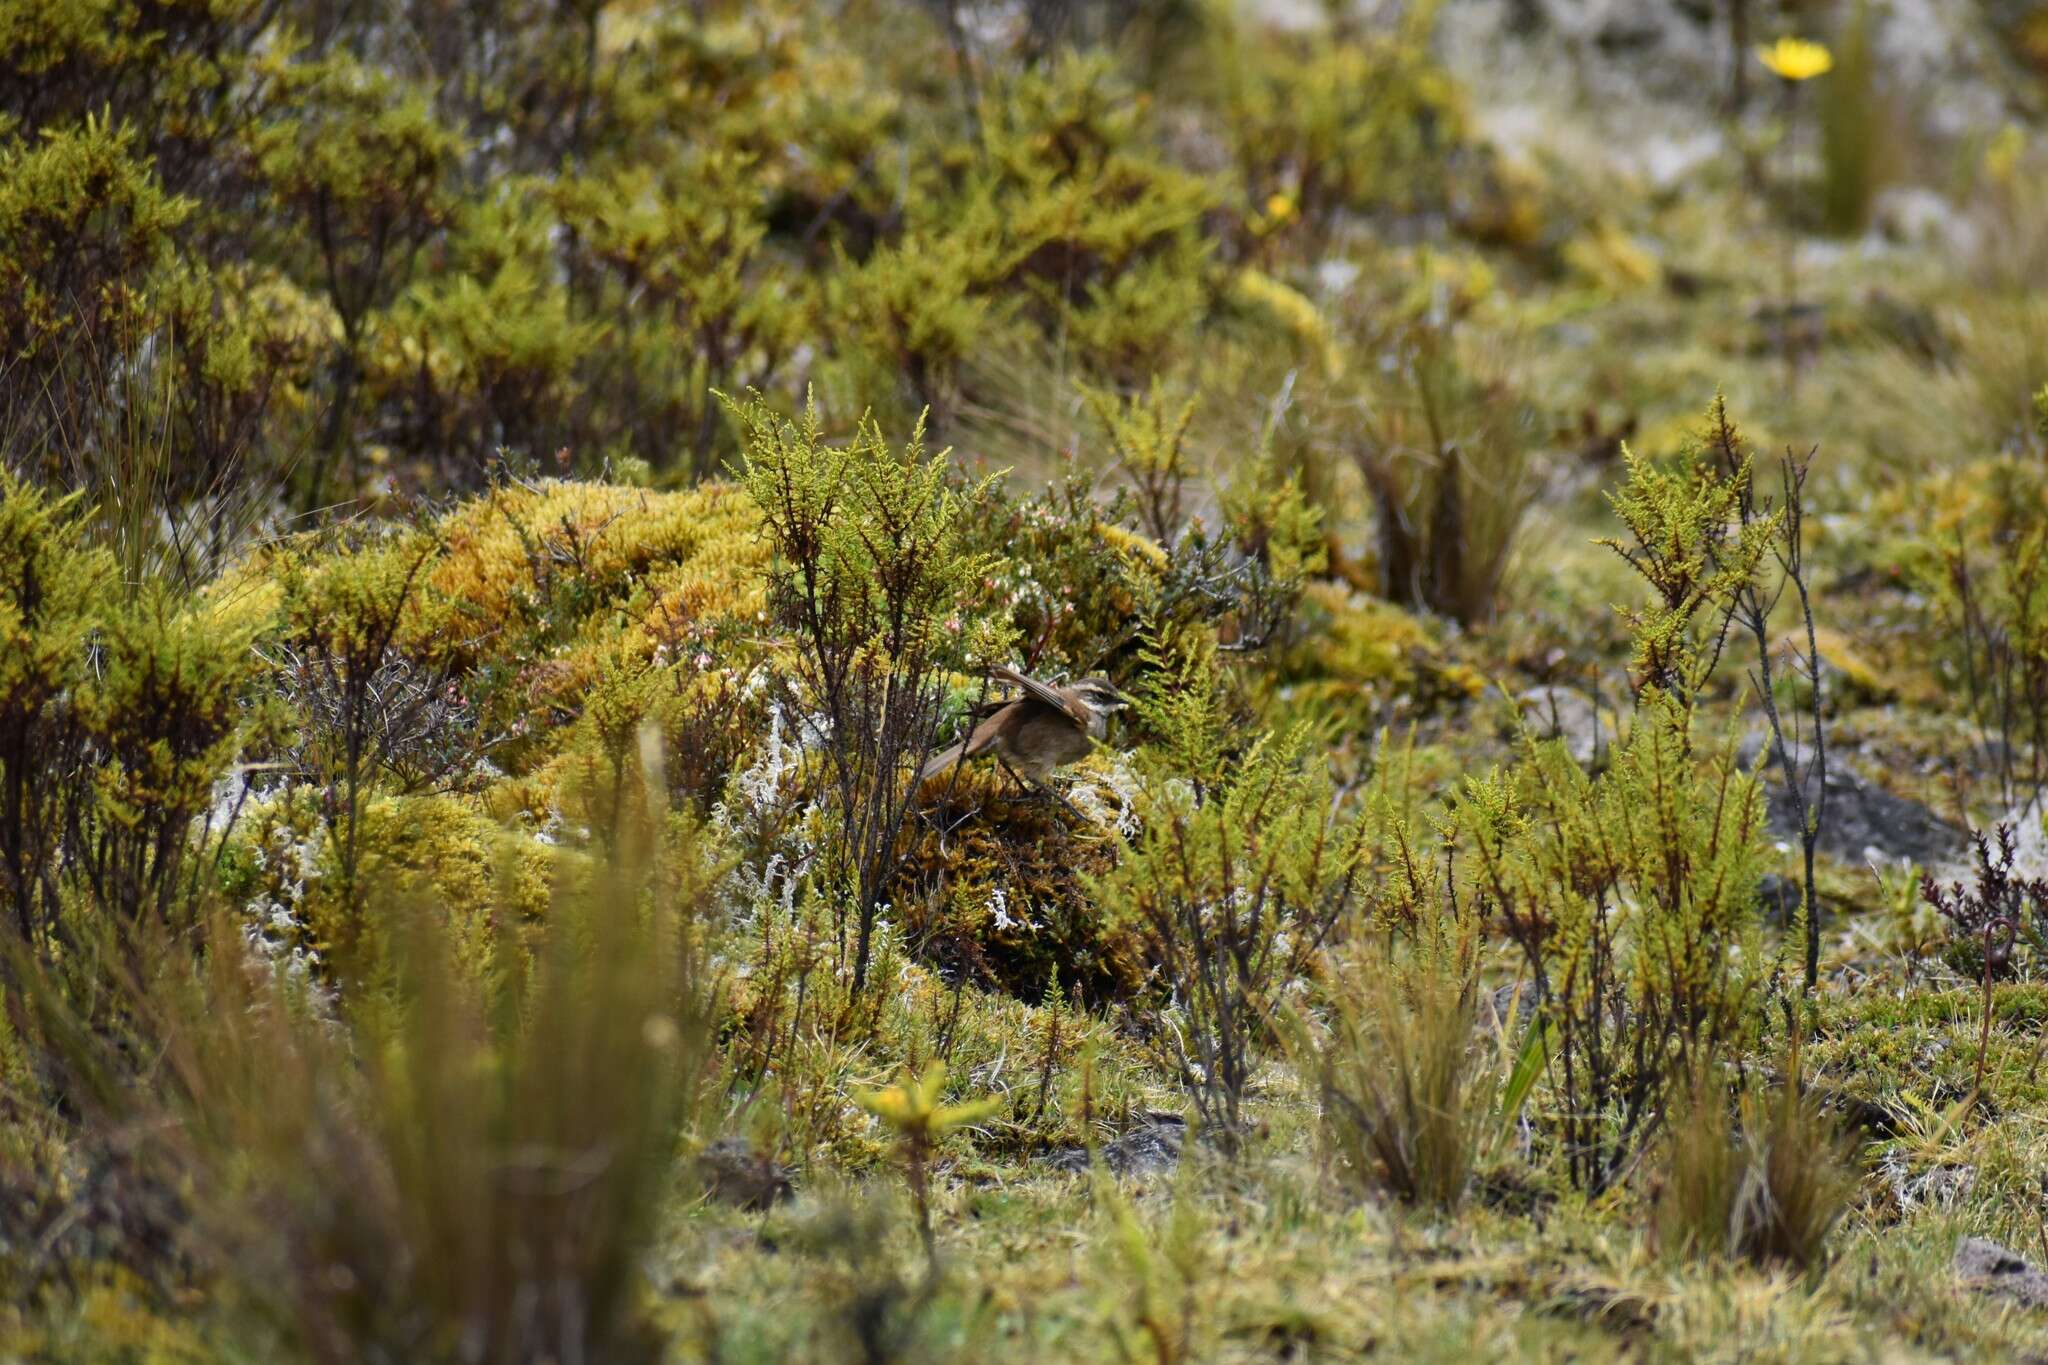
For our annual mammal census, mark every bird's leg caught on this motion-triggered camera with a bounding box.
[922,802,979,846]
[992,754,1085,820]
[1031,775,1087,823]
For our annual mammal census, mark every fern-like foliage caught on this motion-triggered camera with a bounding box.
[1600,436,1780,706]
[729,390,1009,994]
[1467,692,1771,1192]
[1092,637,1366,1143]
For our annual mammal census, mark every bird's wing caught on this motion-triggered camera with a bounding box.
[989,665,1087,726]
[959,708,1011,760]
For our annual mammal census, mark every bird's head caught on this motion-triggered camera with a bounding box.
[1070,678,1130,716]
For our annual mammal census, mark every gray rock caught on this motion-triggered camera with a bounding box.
[697,1137,793,1211]
[1480,981,1540,1033]
[1995,799,2048,881]
[1955,1236,2048,1311]
[1516,685,1618,769]
[1921,799,2048,891]
[1044,1113,1186,1178]
[1754,756,1968,870]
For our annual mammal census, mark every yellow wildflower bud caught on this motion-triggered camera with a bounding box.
[1985,124,2025,187]
[857,1062,1001,1138]
[1756,37,1833,81]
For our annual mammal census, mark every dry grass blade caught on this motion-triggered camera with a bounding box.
[1657,1061,1856,1273]
[1290,932,1496,1212]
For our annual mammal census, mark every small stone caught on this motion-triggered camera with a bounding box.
[1515,685,1617,769]
[1955,1236,2048,1311]
[697,1137,793,1211]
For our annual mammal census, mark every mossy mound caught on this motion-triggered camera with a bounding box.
[418,479,770,778]
[1272,581,1487,725]
[222,788,565,980]
[1808,983,2048,1117]
[420,478,767,668]
[891,763,1144,1007]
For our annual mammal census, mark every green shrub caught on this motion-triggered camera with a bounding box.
[0,0,1476,537]
[1467,694,1771,1193]
[0,0,273,190]
[970,52,1218,382]
[1213,6,1461,241]
[949,464,1170,682]
[1083,378,1197,546]
[1454,416,1808,1174]
[1590,401,1831,994]
[0,116,186,464]
[253,63,463,505]
[382,190,600,474]
[1599,427,1778,709]
[554,150,806,474]
[1090,639,1367,1145]
[277,527,450,930]
[0,474,115,944]
[730,392,1005,995]
[0,473,256,946]
[1928,504,2048,814]
[74,584,259,927]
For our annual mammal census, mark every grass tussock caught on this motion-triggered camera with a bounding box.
[1288,929,1499,1211]
[1657,1060,1858,1273]
[32,821,718,1364]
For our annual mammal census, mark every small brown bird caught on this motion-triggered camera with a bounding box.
[920,667,1129,787]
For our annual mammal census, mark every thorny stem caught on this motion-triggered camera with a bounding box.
[1709,406,1828,990]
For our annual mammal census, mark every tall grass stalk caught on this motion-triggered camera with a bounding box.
[34,827,717,1364]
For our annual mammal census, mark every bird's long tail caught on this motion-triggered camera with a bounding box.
[919,741,966,784]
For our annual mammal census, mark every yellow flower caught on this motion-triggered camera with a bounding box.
[1985,123,2026,187]
[857,1062,1001,1138]
[1756,37,1833,81]
[1263,192,1297,224]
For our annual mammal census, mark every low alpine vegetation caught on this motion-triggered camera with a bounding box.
[7,2,2048,1359]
